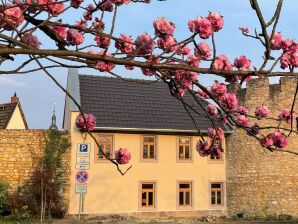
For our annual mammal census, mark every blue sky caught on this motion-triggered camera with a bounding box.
[0,0,297,129]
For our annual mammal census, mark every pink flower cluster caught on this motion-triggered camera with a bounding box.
[75,113,96,131]
[157,36,177,53]
[278,108,296,124]
[0,5,24,30]
[236,114,249,126]
[115,34,134,54]
[71,0,84,9]
[206,104,218,116]
[177,45,190,56]
[87,50,116,72]
[134,33,155,55]
[94,35,110,49]
[255,106,270,118]
[237,106,249,115]
[198,89,209,99]
[67,29,84,45]
[194,42,211,59]
[208,127,224,140]
[220,93,238,110]
[196,139,223,159]
[51,21,67,39]
[153,17,175,37]
[270,32,298,69]
[175,70,198,89]
[260,131,288,149]
[188,12,224,39]
[212,55,233,71]
[210,81,227,96]
[22,34,40,49]
[110,0,131,6]
[115,148,131,164]
[234,55,251,71]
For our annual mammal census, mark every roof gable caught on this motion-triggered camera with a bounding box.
[0,102,28,129]
[78,75,232,134]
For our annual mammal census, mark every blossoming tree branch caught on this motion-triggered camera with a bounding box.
[0,0,297,173]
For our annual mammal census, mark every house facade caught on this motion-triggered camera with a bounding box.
[0,93,28,130]
[63,68,231,216]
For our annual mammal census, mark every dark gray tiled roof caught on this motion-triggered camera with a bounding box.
[0,103,17,129]
[79,75,232,133]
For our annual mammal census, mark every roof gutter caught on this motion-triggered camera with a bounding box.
[94,126,234,134]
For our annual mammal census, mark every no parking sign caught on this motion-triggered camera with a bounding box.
[75,170,89,184]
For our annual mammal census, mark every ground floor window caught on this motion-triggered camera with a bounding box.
[140,182,155,209]
[211,182,223,206]
[178,181,192,207]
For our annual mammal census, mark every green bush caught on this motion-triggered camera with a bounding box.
[0,181,10,216]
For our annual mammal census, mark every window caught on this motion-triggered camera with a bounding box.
[211,182,223,206]
[140,182,155,208]
[178,137,191,160]
[178,182,192,207]
[142,136,156,160]
[96,135,113,160]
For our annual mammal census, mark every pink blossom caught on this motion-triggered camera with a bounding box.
[125,65,134,70]
[260,135,274,148]
[94,35,110,49]
[47,0,65,16]
[240,26,249,34]
[22,34,40,49]
[177,45,190,55]
[157,36,177,52]
[71,0,84,8]
[194,42,211,59]
[207,12,224,32]
[212,55,233,71]
[208,128,224,140]
[206,104,218,116]
[278,108,296,124]
[115,148,131,164]
[198,89,209,99]
[281,39,294,52]
[83,4,95,20]
[188,17,213,39]
[51,21,67,39]
[99,0,114,12]
[255,106,270,118]
[110,0,130,5]
[271,32,283,50]
[221,117,229,125]
[234,55,251,71]
[237,106,249,116]
[75,20,87,29]
[153,17,175,37]
[272,131,288,148]
[88,50,115,72]
[115,34,134,54]
[93,18,105,32]
[0,5,24,30]
[186,54,199,67]
[220,93,238,110]
[236,115,249,126]
[175,70,197,88]
[196,140,210,157]
[280,43,298,69]
[75,113,96,131]
[134,33,155,55]
[210,81,227,96]
[67,29,84,45]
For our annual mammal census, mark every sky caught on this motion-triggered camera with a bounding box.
[0,0,297,129]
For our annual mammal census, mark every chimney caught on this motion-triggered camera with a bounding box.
[11,92,19,103]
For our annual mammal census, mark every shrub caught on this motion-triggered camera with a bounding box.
[0,181,10,216]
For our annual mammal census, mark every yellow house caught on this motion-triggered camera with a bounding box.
[64,68,232,217]
[0,93,28,130]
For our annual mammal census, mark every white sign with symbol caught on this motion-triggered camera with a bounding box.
[76,143,90,170]
[75,183,87,194]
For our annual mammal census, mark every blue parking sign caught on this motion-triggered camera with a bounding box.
[77,143,90,154]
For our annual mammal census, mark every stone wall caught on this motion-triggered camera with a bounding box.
[0,129,71,194]
[226,77,298,217]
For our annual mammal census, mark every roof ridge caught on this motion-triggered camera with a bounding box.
[78,74,158,83]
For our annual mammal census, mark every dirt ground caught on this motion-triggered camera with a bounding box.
[49,215,298,224]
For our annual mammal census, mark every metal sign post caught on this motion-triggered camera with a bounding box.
[75,171,88,222]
